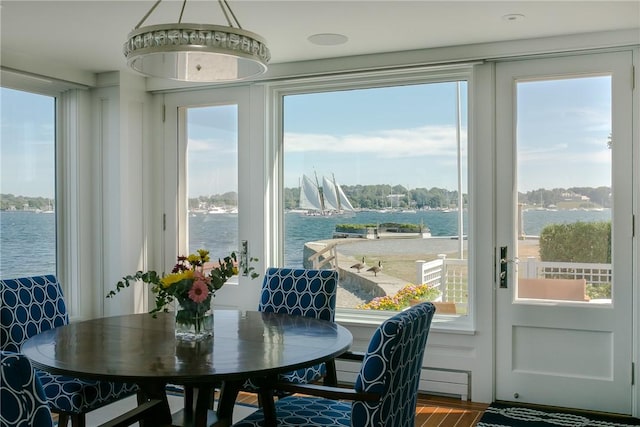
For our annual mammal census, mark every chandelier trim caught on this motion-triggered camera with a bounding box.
[124,2,270,82]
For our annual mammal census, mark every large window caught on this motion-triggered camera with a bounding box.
[0,87,56,278]
[282,77,470,317]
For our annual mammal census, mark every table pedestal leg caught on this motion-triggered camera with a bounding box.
[137,381,173,426]
[258,387,277,427]
[216,380,240,425]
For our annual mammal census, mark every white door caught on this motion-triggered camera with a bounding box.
[495,51,634,414]
[162,86,265,310]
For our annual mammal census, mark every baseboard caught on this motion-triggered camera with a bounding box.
[336,360,470,400]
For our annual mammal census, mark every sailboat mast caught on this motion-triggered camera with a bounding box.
[314,171,325,214]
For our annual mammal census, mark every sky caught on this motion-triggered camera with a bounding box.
[282,82,468,192]
[1,88,55,198]
[1,75,612,198]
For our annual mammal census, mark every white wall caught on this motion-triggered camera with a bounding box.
[89,72,154,317]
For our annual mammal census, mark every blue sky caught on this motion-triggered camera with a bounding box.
[517,76,611,191]
[1,88,55,198]
[282,82,468,191]
[1,75,611,198]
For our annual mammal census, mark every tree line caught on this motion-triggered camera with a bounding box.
[285,184,465,210]
[519,186,610,209]
[0,194,54,211]
[2,185,611,212]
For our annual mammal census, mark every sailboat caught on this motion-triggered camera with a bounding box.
[298,173,355,216]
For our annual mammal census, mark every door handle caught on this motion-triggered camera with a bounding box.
[499,246,519,288]
[499,246,509,288]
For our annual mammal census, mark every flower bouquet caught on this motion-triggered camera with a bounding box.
[107,249,256,340]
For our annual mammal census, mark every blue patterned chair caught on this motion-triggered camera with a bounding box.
[1,351,161,427]
[0,275,139,427]
[1,351,53,427]
[184,268,339,409]
[232,301,436,427]
[248,268,339,389]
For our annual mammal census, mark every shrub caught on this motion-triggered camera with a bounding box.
[539,221,611,263]
[379,222,424,232]
[335,224,376,233]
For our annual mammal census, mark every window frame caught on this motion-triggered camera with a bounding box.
[1,71,93,320]
[267,66,476,331]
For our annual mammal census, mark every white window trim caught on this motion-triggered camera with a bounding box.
[267,66,476,331]
[0,71,93,321]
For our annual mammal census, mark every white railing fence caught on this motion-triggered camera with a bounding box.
[416,255,468,305]
[520,256,612,284]
[308,242,338,269]
[416,255,612,305]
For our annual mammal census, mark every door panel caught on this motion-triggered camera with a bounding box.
[495,52,633,414]
[162,86,262,310]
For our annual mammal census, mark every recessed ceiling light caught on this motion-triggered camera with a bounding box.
[502,13,525,22]
[308,33,349,46]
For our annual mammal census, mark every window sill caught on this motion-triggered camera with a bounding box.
[335,309,475,335]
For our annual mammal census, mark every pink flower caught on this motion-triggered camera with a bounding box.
[188,280,210,303]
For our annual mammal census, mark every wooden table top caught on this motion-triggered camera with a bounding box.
[22,310,353,385]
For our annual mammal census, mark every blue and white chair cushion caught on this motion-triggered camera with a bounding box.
[245,268,338,390]
[258,268,337,322]
[0,276,138,419]
[232,302,436,427]
[1,351,54,427]
[1,275,68,353]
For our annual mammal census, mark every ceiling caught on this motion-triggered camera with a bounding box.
[1,1,639,78]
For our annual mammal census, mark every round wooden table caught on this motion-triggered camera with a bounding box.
[22,310,353,427]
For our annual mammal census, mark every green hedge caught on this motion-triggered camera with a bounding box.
[379,222,424,232]
[335,224,377,233]
[539,221,611,263]
[335,222,424,233]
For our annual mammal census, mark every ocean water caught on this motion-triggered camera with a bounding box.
[0,211,56,278]
[0,209,611,279]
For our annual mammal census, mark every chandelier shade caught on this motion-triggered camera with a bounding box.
[124,1,270,82]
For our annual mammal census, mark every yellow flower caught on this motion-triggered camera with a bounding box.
[197,249,210,263]
[187,254,201,265]
[161,270,194,288]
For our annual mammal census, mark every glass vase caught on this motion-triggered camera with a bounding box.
[174,298,214,341]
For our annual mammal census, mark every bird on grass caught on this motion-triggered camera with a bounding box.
[350,257,366,273]
[367,261,382,277]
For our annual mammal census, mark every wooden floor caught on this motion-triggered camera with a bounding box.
[415,394,488,426]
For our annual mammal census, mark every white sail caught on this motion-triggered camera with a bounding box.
[299,175,323,211]
[299,174,355,215]
[321,176,340,211]
[335,180,355,211]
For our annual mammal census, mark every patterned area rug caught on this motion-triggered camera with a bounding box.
[477,402,640,427]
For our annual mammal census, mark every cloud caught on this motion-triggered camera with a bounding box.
[187,137,237,155]
[284,125,467,158]
[520,144,610,165]
[564,106,611,133]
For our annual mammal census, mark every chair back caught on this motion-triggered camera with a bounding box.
[258,268,338,321]
[352,302,436,427]
[1,351,54,427]
[0,275,68,352]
